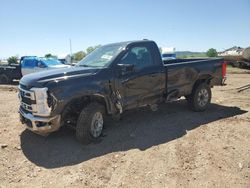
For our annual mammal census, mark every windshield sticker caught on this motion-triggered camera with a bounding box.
[101,54,113,60]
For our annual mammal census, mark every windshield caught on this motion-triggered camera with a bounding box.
[42,58,63,66]
[77,44,125,68]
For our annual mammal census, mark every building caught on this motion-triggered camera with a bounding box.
[218,46,244,56]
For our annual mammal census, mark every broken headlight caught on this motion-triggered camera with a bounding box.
[30,87,54,117]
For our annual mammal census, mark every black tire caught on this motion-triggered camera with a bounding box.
[238,62,245,69]
[0,74,10,84]
[234,62,240,68]
[76,103,105,144]
[186,83,211,112]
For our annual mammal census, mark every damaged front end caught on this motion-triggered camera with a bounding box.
[18,86,61,135]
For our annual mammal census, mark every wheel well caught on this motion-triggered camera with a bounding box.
[0,73,9,78]
[193,75,212,89]
[0,74,10,84]
[61,95,107,128]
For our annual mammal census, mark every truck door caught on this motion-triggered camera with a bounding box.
[116,44,165,110]
[21,59,37,76]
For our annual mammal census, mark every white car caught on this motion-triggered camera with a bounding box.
[162,53,176,61]
[21,57,71,76]
[161,47,176,61]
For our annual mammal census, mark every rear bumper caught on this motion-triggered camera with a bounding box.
[19,109,61,135]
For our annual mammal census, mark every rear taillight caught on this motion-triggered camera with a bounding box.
[222,61,227,78]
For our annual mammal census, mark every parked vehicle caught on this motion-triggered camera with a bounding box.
[0,56,70,84]
[57,54,72,65]
[221,47,250,68]
[0,63,22,84]
[21,57,71,76]
[18,40,226,144]
[0,56,30,84]
[161,47,176,61]
[238,47,250,68]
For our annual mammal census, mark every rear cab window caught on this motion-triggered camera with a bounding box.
[22,59,38,68]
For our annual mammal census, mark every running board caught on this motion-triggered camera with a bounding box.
[165,90,179,102]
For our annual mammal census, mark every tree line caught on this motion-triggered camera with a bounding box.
[44,45,101,61]
[3,45,101,65]
[72,45,101,61]
[4,47,218,65]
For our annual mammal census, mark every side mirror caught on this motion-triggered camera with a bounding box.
[117,64,134,75]
[37,61,46,68]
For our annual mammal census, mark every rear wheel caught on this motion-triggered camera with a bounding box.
[76,103,105,144]
[0,74,10,84]
[186,83,211,111]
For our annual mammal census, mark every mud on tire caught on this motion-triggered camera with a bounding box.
[186,83,211,112]
[76,103,105,144]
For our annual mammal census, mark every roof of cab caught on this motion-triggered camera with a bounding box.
[104,40,155,47]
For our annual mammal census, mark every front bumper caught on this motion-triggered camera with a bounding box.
[19,109,61,135]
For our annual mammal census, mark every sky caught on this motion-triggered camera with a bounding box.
[0,0,250,58]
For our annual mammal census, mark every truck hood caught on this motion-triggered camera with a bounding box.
[20,66,99,88]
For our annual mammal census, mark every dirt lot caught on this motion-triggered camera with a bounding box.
[0,68,250,188]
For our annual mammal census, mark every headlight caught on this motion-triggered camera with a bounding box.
[30,87,51,116]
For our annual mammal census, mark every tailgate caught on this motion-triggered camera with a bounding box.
[211,60,227,86]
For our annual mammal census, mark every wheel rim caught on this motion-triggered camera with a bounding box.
[90,112,103,138]
[197,88,209,107]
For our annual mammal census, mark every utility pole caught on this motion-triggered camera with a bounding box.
[69,38,72,63]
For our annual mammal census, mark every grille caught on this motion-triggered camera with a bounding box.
[19,86,36,112]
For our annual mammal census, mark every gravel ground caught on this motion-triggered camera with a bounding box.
[0,68,250,188]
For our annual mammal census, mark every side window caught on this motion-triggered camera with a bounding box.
[22,59,37,68]
[121,46,153,69]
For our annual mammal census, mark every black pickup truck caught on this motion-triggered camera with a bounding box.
[0,63,22,84]
[0,56,38,84]
[0,56,34,84]
[18,40,226,144]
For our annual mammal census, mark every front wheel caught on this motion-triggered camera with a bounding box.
[76,103,105,144]
[186,83,211,112]
[0,74,10,84]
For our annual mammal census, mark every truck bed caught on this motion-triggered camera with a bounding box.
[163,58,221,65]
[163,58,224,98]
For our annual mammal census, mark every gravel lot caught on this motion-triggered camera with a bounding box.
[0,68,250,188]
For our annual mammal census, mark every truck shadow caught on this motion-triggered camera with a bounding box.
[20,100,247,169]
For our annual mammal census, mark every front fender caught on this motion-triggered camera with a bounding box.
[49,80,116,116]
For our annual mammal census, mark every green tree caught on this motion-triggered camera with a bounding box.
[71,45,102,62]
[7,56,18,64]
[45,53,57,58]
[73,51,86,61]
[206,48,218,57]
[86,45,101,55]
[86,47,95,54]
